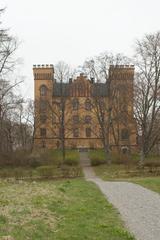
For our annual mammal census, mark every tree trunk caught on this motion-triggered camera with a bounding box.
[104,144,111,164]
[139,150,145,168]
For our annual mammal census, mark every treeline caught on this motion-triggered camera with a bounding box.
[1,8,160,167]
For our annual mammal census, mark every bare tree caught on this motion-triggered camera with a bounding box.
[134,31,160,166]
[0,8,22,153]
[52,61,72,162]
[0,8,18,76]
[83,52,131,163]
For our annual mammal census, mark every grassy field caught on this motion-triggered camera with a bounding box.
[0,179,135,240]
[130,177,160,193]
[0,150,82,179]
[89,150,160,194]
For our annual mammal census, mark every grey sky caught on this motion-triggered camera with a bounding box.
[1,0,160,98]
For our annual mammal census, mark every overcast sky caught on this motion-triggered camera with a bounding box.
[1,0,160,98]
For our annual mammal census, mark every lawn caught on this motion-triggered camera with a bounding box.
[89,150,160,194]
[0,149,82,179]
[130,177,160,194]
[0,179,135,240]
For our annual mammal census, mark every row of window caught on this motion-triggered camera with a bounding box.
[39,114,92,124]
[72,115,91,124]
[39,99,92,112]
[40,128,129,140]
[40,128,92,138]
[72,98,91,111]
[39,85,92,111]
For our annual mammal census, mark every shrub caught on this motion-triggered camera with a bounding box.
[36,166,61,178]
[26,153,43,168]
[144,161,160,172]
[91,157,106,166]
[61,165,82,177]
[64,151,79,166]
[111,153,127,165]
[64,156,79,166]
[89,150,106,166]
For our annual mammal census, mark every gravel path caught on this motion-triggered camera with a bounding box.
[80,151,160,240]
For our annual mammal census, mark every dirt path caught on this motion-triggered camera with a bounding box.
[80,151,160,240]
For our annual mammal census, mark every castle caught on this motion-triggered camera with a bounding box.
[33,64,137,151]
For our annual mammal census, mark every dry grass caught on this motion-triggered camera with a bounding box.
[0,179,135,240]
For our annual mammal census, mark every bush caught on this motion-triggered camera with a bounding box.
[64,151,79,166]
[144,161,160,172]
[91,157,106,166]
[61,165,82,177]
[36,165,61,178]
[64,156,79,166]
[111,153,127,165]
[89,150,106,166]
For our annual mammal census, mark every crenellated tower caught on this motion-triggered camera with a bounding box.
[33,64,54,148]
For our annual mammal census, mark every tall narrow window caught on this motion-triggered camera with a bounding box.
[121,129,129,140]
[39,100,48,112]
[86,128,91,137]
[73,128,79,138]
[72,98,79,110]
[85,99,91,111]
[73,115,79,124]
[52,113,56,125]
[85,115,91,124]
[40,128,46,137]
[40,85,47,96]
[40,115,47,124]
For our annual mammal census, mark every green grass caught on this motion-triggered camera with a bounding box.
[0,179,135,240]
[89,150,160,194]
[0,150,82,179]
[130,177,160,194]
[89,150,106,165]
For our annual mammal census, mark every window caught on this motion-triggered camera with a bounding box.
[72,98,79,110]
[73,115,79,124]
[121,129,129,140]
[73,128,79,138]
[121,104,128,113]
[85,99,91,111]
[99,128,103,138]
[40,85,47,96]
[52,113,56,125]
[85,115,91,124]
[40,100,48,112]
[40,115,47,124]
[42,140,46,148]
[86,127,91,137]
[40,128,46,137]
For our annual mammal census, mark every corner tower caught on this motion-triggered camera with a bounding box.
[33,64,54,148]
[33,64,54,101]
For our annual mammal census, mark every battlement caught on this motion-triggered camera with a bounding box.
[109,64,134,81]
[33,64,54,80]
[109,65,134,69]
[33,64,54,69]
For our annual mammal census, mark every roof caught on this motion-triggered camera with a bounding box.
[53,82,108,97]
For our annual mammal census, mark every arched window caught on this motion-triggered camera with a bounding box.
[72,98,79,110]
[40,85,47,96]
[40,115,47,124]
[86,127,91,137]
[85,99,91,111]
[40,100,48,112]
[121,129,129,140]
[73,128,79,138]
[73,115,79,124]
[85,115,91,124]
[40,128,46,137]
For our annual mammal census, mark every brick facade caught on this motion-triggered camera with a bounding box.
[33,64,137,151]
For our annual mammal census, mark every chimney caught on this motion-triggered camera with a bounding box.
[91,77,95,83]
[69,78,72,84]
